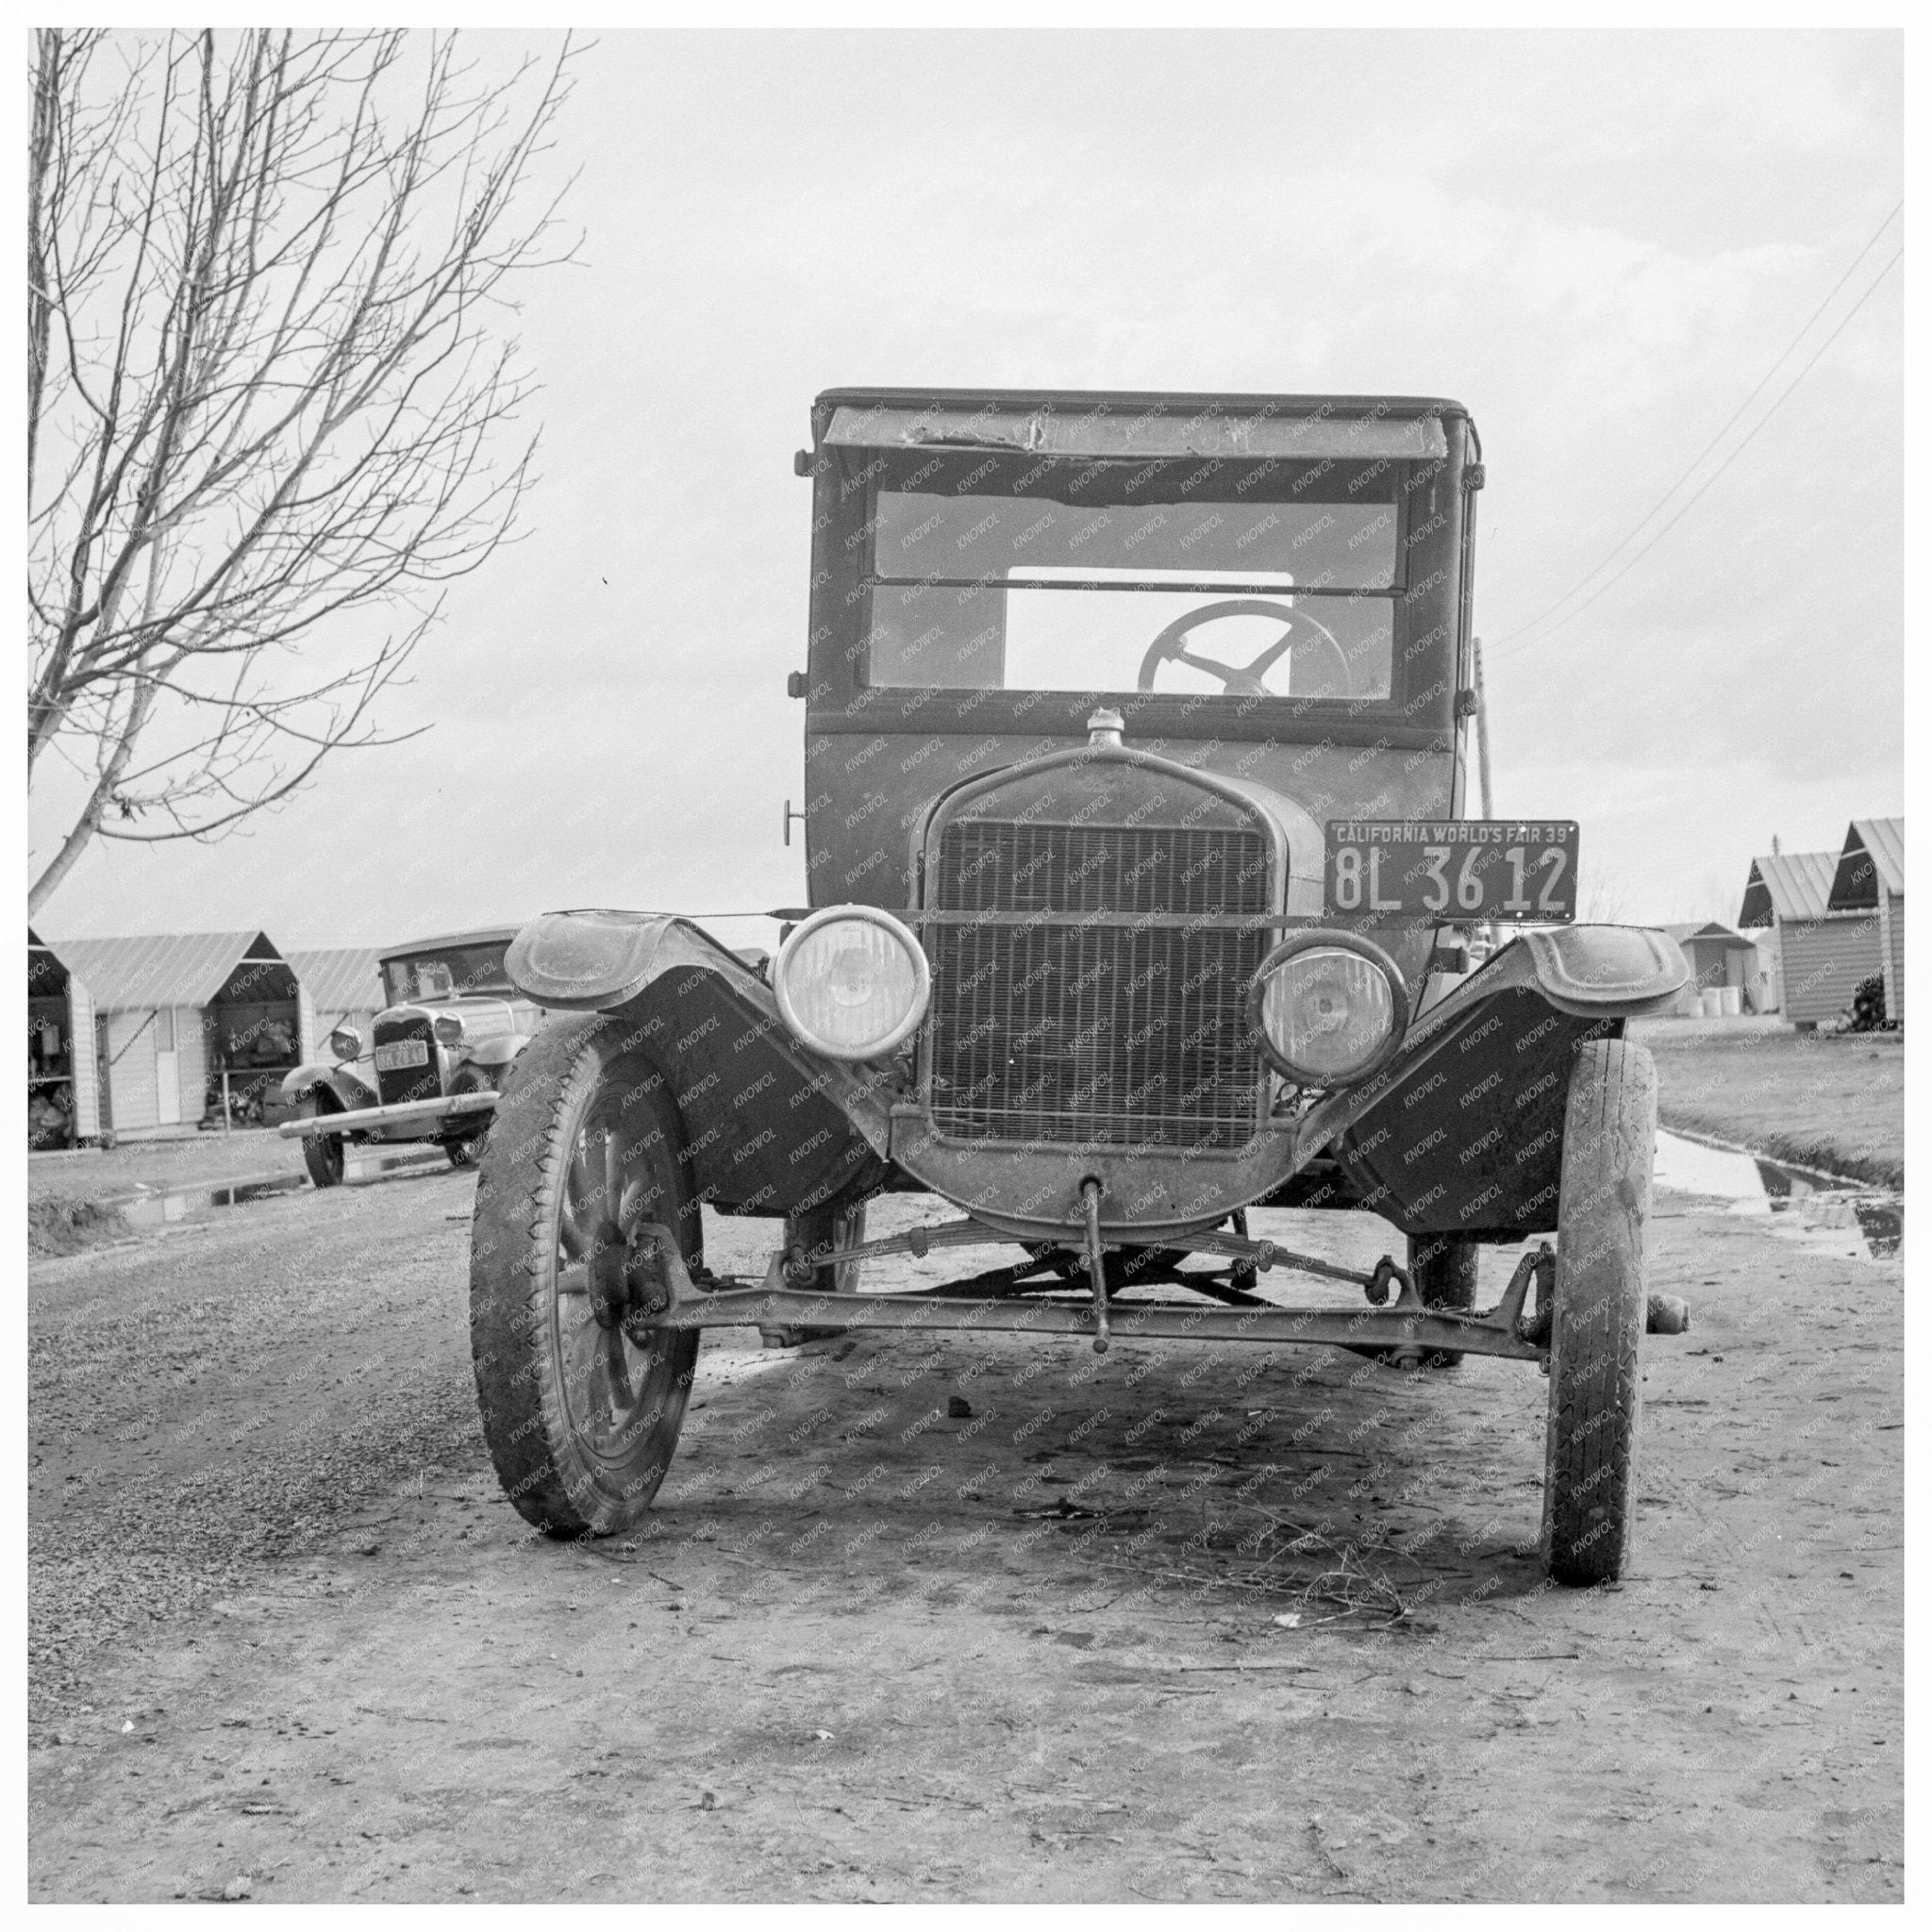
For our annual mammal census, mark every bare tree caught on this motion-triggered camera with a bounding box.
[27,28,576,915]
[1579,863,1627,925]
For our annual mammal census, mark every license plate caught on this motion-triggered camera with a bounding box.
[1325,821,1579,923]
[374,1040,430,1072]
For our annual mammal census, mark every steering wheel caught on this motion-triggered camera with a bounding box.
[1136,597,1353,698]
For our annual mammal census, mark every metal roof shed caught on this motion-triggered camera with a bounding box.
[26,929,100,1146]
[1738,851,1837,927]
[1738,843,1887,1028]
[1659,921,1765,1009]
[48,930,314,1136]
[1826,818,1905,1021]
[287,948,385,1036]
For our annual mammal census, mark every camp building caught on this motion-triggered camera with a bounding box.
[27,929,99,1148]
[43,931,313,1140]
[286,947,385,1052]
[1739,817,1905,1027]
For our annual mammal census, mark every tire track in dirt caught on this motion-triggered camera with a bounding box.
[29,1174,1903,1900]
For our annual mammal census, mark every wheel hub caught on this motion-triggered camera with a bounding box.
[585,1223,629,1328]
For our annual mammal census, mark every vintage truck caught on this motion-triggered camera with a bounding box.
[278,926,541,1186]
[468,388,1691,1586]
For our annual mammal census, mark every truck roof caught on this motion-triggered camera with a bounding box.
[379,926,520,963]
[815,385,1470,418]
[811,387,1476,461]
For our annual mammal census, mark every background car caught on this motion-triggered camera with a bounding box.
[279,926,544,1185]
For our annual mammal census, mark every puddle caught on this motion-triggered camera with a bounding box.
[96,1132,1902,1265]
[1654,1130,1903,1264]
[111,1149,448,1230]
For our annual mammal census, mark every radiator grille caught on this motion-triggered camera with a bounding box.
[925,818,1273,1149]
[373,1013,441,1108]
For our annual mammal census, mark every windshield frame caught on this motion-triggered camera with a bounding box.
[804,421,1474,749]
[381,943,514,1007]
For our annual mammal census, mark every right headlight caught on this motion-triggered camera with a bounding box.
[1247,931,1409,1088]
[774,905,930,1061]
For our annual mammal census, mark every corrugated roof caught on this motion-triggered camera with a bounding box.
[1739,852,1837,927]
[287,947,385,1015]
[1661,921,1757,948]
[1829,817,1905,908]
[48,930,285,1010]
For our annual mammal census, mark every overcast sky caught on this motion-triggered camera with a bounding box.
[30,28,1903,950]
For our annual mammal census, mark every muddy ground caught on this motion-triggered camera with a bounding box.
[27,1126,316,1207]
[1632,1022,1905,1187]
[28,1161,1903,1902]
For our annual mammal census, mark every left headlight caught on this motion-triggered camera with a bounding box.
[1247,931,1408,1087]
[329,1025,362,1060]
[774,905,930,1061]
[433,1013,466,1048]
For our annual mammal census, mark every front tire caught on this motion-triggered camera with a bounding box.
[1541,1038,1656,1587]
[297,1097,344,1190]
[1407,1234,1480,1368]
[444,1065,495,1168]
[761,1198,868,1344]
[469,1016,701,1536]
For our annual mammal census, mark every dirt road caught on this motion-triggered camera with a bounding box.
[28,1163,1903,1902]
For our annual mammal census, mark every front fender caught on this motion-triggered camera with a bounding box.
[462,1034,527,1071]
[507,911,891,1216]
[279,1062,378,1111]
[1295,924,1689,1238]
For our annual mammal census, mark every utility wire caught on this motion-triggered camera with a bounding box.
[1491,237,1903,666]
[1490,199,1905,655]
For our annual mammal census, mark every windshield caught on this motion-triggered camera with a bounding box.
[382,942,511,1006]
[861,454,1406,699]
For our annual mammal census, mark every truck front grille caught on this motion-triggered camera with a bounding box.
[373,1013,441,1108]
[924,820,1272,1150]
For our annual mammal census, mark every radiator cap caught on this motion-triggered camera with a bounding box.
[1087,707,1125,747]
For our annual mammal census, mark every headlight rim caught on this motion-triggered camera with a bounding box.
[774,903,931,1063]
[1246,928,1410,1089]
[329,1024,363,1062]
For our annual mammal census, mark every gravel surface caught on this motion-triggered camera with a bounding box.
[29,1163,1904,1902]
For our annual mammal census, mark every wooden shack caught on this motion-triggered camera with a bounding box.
[26,929,100,1147]
[1739,845,1882,1028]
[1660,921,1765,1012]
[1826,817,1905,1023]
[49,931,313,1136]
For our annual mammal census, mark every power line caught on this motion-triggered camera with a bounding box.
[1491,237,1902,666]
[1490,199,1904,654]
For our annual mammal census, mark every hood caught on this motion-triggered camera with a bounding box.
[912,718,1326,915]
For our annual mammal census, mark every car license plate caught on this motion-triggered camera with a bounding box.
[374,1040,430,1073]
[1325,821,1579,923]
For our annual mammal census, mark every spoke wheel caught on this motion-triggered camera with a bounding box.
[1541,1038,1656,1586]
[470,1016,700,1536]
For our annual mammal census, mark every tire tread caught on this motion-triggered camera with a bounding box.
[1541,1037,1655,1586]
